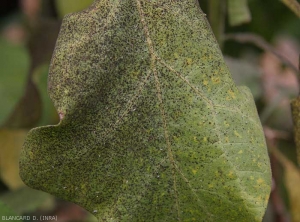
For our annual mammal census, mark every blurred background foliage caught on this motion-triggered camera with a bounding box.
[0,0,299,221]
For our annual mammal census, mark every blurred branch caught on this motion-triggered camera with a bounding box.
[264,127,290,141]
[280,0,300,18]
[269,149,290,222]
[208,0,226,47]
[269,141,293,166]
[260,92,286,125]
[291,56,300,166]
[224,33,299,75]
[21,0,41,25]
[265,131,290,222]
[269,144,300,221]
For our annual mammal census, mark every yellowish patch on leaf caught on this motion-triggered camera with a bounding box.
[203,137,208,142]
[228,90,236,98]
[225,137,229,143]
[203,80,208,86]
[130,70,140,79]
[234,130,242,138]
[172,111,182,120]
[256,196,262,202]
[192,169,197,175]
[174,52,179,58]
[265,194,270,205]
[146,128,153,133]
[238,150,243,154]
[257,162,262,168]
[224,121,230,127]
[211,76,220,84]
[256,178,265,185]
[186,58,193,65]
[227,171,234,178]
[29,151,34,159]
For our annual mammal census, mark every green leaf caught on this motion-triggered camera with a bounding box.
[3,80,42,128]
[32,64,59,126]
[225,57,262,99]
[20,1,271,221]
[3,21,61,128]
[0,38,29,126]
[55,0,94,18]
[0,201,22,222]
[0,130,27,190]
[280,0,300,18]
[0,187,54,215]
[228,0,252,26]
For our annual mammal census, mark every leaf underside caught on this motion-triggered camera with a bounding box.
[20,0,271,221]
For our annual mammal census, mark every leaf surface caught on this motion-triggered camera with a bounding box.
[225,56,262,99]
[0,130,27,189]
[0,38,29,125]
[55,0,94,18]
[0,187,53,214]
[32,64,59,126]
[228,0,251,26]
[0,201,22,222]
[20,1,271,221]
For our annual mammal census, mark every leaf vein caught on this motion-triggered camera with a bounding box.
[135,0,180,218]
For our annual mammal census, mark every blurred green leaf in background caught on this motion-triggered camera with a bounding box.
[0,37,29,126]
[0,200,22,222]
[55,0,94,18]
[0,130,26,190]
[228,0,252,26]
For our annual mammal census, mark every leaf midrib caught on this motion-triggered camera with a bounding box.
[135,0,181,219]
